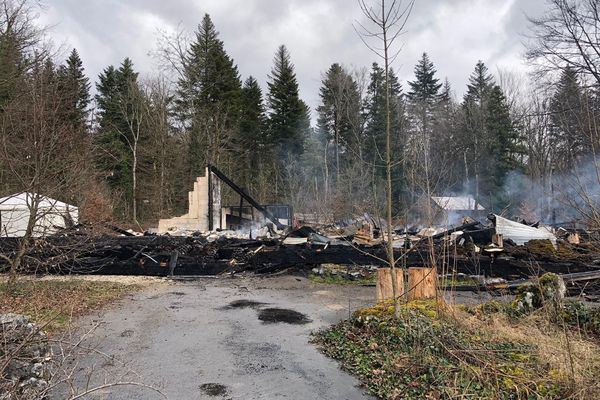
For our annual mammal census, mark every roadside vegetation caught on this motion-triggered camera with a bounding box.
[313,295,600,399]
[309,273,375,285]
[0,280,140,332]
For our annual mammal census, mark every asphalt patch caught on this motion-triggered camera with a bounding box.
[200,383,228,396]
[225,299,266,309]
[257,308,311,325]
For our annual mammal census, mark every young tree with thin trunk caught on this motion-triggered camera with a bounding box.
[355,0,414,317]
[0,58,93,284]
[317,63,361,184]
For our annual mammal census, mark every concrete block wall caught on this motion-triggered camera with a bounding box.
[157,168,221,233]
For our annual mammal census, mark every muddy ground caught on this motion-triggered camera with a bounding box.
[52,275,500,399]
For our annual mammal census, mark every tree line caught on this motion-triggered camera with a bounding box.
[0,0,599,227]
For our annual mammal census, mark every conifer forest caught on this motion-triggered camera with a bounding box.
[0,0,598,229]
[3,2,600,399]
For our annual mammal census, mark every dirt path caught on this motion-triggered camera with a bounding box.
[57,276,376,399]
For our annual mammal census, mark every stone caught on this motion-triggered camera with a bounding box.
[0,314,52,399]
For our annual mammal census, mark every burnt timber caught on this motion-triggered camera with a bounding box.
[0,235,598,279]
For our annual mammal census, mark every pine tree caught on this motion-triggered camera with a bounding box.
[94,58,141,216]
[240,76,267,148]
[363,62,407,211]
[365,63,403,173]
[460,61,496,204]
[549,66,587,170]
[177,14,242,177]
[238,75,268,189]
[464,60,494,105]
[432,78,462,190]
[57,48,91,129]
[316,63,360,178]
[486,85,522,190]
[407,53,442,106]
[439,78,452,106]
[406,53,443,210]
[0,22,25,110]
[267,45,308,159]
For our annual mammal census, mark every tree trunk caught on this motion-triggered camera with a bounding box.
[382,0,401,317]
[8,197,39,288]
[335,123,340,182]
[132,139,138,225]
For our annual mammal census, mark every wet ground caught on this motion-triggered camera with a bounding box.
[55,276,379,399]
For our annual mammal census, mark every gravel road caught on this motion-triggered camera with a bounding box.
[56,275,377,400]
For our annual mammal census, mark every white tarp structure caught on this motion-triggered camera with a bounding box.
[493,214,556,246]
[431,196,485,211]
[0,192,78,237]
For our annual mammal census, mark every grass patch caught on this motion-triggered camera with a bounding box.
[439,275,480,288]
[308,273,375,285]
[0,279,140,333]
[313,299,600,399]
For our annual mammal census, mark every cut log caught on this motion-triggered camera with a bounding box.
[376,268,404,302]
[408,267,437,301]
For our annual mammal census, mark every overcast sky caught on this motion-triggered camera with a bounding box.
[38,0,548,115]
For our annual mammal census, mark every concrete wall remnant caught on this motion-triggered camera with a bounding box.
[157,168,221,233]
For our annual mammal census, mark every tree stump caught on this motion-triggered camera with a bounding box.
[376,267,404,302]
[408,267,437,301]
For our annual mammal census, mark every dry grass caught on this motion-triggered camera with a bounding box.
[459,306,600,397]
[314,297,600,399]
[0,279,143,333]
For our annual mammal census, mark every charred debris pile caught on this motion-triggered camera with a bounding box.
[1,215,600,294]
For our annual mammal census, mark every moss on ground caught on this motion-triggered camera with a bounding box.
[0,280,140,333]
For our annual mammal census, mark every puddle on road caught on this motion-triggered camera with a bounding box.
[258,308,312,325]
[200,383,228,396]
[224,299,266,309]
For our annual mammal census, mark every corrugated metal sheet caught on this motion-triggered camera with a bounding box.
[494,215,556,246]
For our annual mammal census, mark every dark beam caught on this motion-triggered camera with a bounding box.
[208,164,286,230]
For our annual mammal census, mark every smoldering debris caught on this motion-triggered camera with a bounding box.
[1,213,600,298]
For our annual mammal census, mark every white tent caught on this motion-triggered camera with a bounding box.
[0,192,78,237]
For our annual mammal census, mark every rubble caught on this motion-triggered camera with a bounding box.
[491,214,557,246]
[0,314,52,399]
[1,212,600,298]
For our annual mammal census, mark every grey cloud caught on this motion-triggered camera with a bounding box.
[39,0,550,114]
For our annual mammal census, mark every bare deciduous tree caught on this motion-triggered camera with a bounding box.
[526,0,600,86]
[355,0,414,317]
[0,61,93,284]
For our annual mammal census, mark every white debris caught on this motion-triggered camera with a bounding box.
[493,214,557,246]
